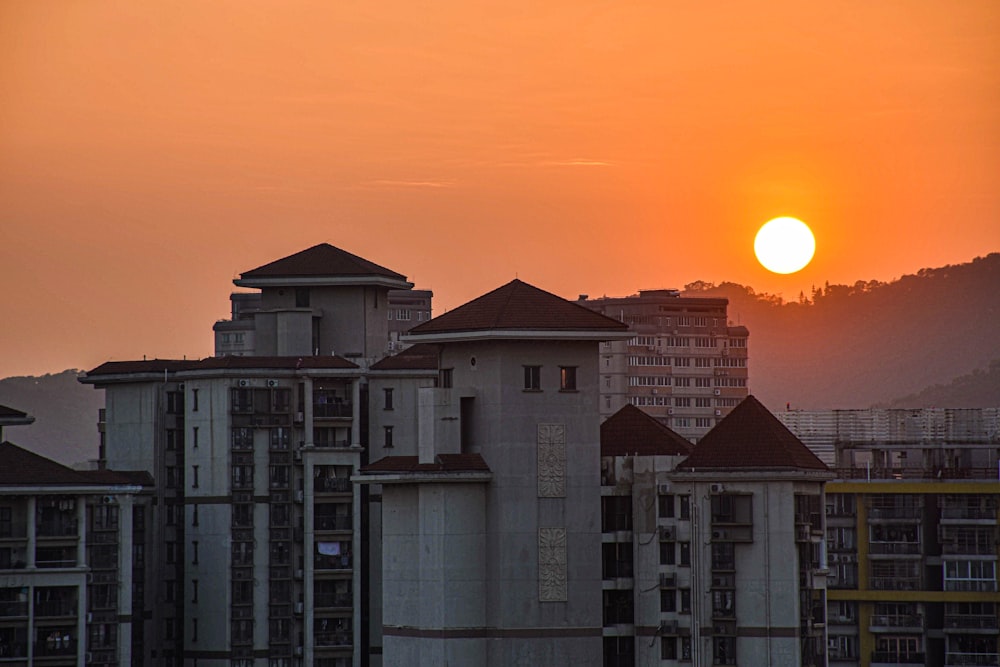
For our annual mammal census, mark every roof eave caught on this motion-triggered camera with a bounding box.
[352,471,493,484]
[234,276,413,290]
[403,329,633,343]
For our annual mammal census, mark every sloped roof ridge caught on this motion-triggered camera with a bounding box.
[676,395,828,472]
[240,243,407,280]
[601,404,693,457]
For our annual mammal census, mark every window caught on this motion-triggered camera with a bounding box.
[191,465,199,488]
[192,540,199,564]
[439,368,453,388]
[165,541,177,564]
[660,541,675,565]
[680,588,691,613]
[658,494,675,518]
[192,617,198,643]
[695,397,712,407]
[232,427,253,450]
[295,287,310,308]
[679,542,691,566]
[661,590,676,612]
[524,366,541,391]
[191,388,199,411]
[192,426,199,448]
[559,367,577,391]
[661,637,677,660]
[192,579,199,603]
[383,388,394,410]
[191,505,199,526]
[164,617,176,640]
[384,426,393,448]
[679,495,691,520]
[165,429,182,451]
[166,391,184,414]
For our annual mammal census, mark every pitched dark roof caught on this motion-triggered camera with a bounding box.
[370,344,440,371]
[361,453,491,474]
[85,355,358,377]
[601,405,693,457]
[407,279,629,335]
[675,396,829,472]
[0,405,29,419]
[0,442,151,487]
[239,243,407,281]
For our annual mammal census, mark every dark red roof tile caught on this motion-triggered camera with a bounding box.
[0,442,150,487]
[361,453,491,473]
[601,405,693,457]
[85,355,358,377]
[676,396,828,472]
[370,344,440,371]
[407,279,629,335]
[240,243,407,281]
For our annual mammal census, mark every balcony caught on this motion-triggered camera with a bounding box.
[313,402,353,420]
[946,580,998,593]
[34,600,77,618]
[871,576,922,591]
[315,594,353,610]
[869,541,921,556]
[314,631,353,648]
[315,516,351,532]
[36,519,78,538]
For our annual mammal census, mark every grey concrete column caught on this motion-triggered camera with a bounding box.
[26,496,36,568]
[76,495,87,567]
[303,377,314,447]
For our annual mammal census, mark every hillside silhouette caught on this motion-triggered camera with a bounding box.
[1,255,997,463]
[683,253,1000,410]
[0,370,102,466]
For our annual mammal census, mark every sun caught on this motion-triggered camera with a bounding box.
[754,217,816,274]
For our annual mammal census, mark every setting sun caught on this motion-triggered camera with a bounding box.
[754,217,816,274]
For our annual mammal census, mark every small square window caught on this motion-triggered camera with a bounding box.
[524,366,541,391]
[559,366,577,391]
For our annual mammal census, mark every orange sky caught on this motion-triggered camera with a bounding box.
[2,1,998,378]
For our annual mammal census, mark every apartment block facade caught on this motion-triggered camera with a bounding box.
[578,291,749,441]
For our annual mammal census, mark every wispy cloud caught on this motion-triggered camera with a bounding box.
[539,159,614,167]
[363,179,457,188]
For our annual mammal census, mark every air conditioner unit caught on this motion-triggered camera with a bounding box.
[721,349,729,356]
[178,383,185,390]
[101,495,115,504]
[295,490,304,503]
[710,483,725,493]
[714,409,722,416]
[239,379,250,387]
[659,526,675,541]
[657,482,671,494]
[830,554,840,564]
[651,389,657,395]
[713,530,728,540]
[660,620,678,634]
[267,380,278,387]
[294,411,304,423]
[668,408,675,415]
[295,601,304,614]
[714,389,721,396]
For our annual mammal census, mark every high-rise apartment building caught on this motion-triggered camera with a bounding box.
[0,406,152,667]
[578,291,749,440]
[778,408,1000,667]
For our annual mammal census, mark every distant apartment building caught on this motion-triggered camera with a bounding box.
[0,406,151,667]
[577,290,749,440]
[779,408,1000,667]
[599,398,833,667]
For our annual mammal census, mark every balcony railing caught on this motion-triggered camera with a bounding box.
[945,615,1000,630]
[0,601,27,617]
[945,653,1000,666]
[36,520,78,538]
[313,402,353,419]
[314,632,352,648]
[945,580,998,593]
[315,516,352,531]
[942,508,997,521]
[0,641,27,658]
[34,600,76,617]
[872,651,924,664]
[871,577,922,591]
[315,478,352,493]
[837,467,1000,481]
[869,542,921,555]
[871,614,923,629]
[315,594,352,609]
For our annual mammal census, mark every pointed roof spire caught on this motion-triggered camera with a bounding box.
[676,396,829,472]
